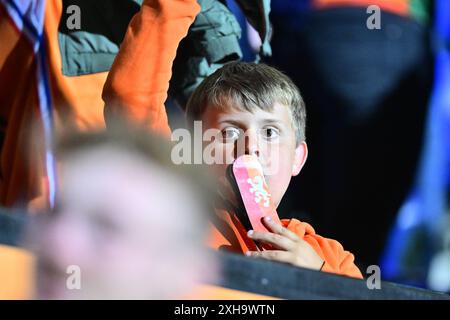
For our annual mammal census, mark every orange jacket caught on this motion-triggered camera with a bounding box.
[0,0,108,209]
[313,0,410,16]
[102,0,202,136]
[102,0,363,279]
[207,209,363,278]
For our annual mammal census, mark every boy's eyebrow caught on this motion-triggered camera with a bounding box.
[218,119,246,127]
[218,118,284,127]
[259,118,284,126]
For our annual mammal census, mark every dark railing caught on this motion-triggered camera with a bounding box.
[214,250,450,300]
[1,208,449,300]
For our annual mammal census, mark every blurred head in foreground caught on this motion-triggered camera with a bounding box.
[31,123,217,299]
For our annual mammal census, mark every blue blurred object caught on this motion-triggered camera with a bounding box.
[381,0,450,290]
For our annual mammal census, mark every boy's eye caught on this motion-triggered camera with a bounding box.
[262,127,280,139]
[220,127,241,142]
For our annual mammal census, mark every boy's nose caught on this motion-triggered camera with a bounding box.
[243,131,260,157]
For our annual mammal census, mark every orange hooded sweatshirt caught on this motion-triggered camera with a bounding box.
[102,0,363,279]
[0,0,110,210]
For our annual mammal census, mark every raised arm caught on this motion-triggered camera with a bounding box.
[102,0,200,136]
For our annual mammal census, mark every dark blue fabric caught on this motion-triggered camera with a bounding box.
[0,209,27,247]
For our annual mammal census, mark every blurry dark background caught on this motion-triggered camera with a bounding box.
[250,0,448,290]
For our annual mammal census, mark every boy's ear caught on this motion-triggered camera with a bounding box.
[292,142,308,176]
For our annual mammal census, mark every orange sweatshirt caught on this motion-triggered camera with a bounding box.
[313,0,410,16]
[0,0,109,209]
[208,209,363,278]
[102,0,363,279]
[102,0,202,136]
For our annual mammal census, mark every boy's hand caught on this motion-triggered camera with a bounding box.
[246,217,325,271]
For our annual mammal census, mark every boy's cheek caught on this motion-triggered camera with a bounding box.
[266,173,291,206]
[209,162,228,181]
[265,155,295,204]
[217,173,240,208]
[259,144,285,176]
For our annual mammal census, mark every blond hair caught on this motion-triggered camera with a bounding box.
[186,62,306,144]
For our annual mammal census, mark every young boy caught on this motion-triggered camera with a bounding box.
[185,62,363,279]
[103,0,363,279]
